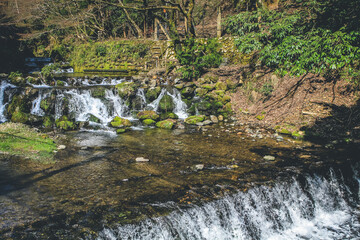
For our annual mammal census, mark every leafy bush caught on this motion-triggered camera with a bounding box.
[9,71,23,80]
[176,38,223,81]
[225,1,360,84]
[96,45,107,56]
[41,63,61,80]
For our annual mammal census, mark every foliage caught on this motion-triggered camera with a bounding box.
[9,71,23,80]
[225,0,360,84]
[176,38,223,81]
[41,63,61,80]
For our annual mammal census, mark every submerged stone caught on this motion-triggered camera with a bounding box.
[264,155,276,161]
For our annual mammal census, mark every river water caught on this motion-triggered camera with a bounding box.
[0,77,360,239]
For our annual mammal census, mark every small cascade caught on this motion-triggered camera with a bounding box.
[31,90,52,116]
[104,89,130,119]
[136,88,147,110]
[98,169,360,240]
[66,89,113,123]
[148,88,167,111]
[0,81,16,123]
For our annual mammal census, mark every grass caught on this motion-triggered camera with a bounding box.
[0,123,57,164]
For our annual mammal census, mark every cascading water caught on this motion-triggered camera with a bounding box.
[31,89,52,116]
[97,168,360,240]
[0,81,15,123]
[148,88,189,119]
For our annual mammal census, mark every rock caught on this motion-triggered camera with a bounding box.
[218,115,224,121]
[143,119,156,125]
[174,84,184,90]
[159,95,175,113]
[160,112,178,120]
[87,114,101,123]
[195,88,208,97]
[110,116,132,128]
[135,157,150,162]
[145,87,161,102]
[156,119,175,129]
[116,128,129,134]
[55,116,78,131]
[115,82,136,98]
[202,120,213,125]
[81,146,88,150]
[181,87,195,98]
[215,82,228,91]
[137,110,160,121]
[185,115,205,125]
[210,115,219,123]
[193,164,204,171]
[57,145,66,150]
[264,155,276,161]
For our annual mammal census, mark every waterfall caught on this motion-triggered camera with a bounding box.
[105,89,130,119]
[31,90,52,116]
[136,88,147,110]
[0,81,15,123]
[167,89,188,119]
[147,88,188,119]
[148,88,167,111]
[97,169,360,240]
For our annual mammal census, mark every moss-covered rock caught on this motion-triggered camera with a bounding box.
[56,80,65,87]
[145,87,161,102]
[143,119,156,125]
[110,116,132,128]
[226,79,240,89]
[137,110,160,121]
[195,88,208,97]
[11,111,29,124]
[197,101,212,111]
[88,114,101,123]
[159,95,174,113]
[91,87,106,98]
[43,116,53,128]
[156,119,175,129]
[40,99,51,112]
[116,82,136,98]
[185,115,205,125]
[116,128,130,134]
[160,112,178,120]
[55,116,78,131]
[174,84,184,90]
[215,82,228,91]
[202,84,215,90]
[180,87,194,98]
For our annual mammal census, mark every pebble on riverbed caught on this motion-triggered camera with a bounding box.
[263,155,276,161]
[135,157,150,162]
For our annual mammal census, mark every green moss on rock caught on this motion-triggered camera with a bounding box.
[143,119,156,125]
[11,111,29,124]
[185,115,205,125]
[156,119,175,129]
[137,111,159,121]
[159,95,174,113]
[110,116,132,128]
[116,82,136,98]
[145,87,161,102]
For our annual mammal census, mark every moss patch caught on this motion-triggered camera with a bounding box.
[137,111,160,121]
[185,115,205,125]
[110,116,132,128]
[0,123,57,163]
[143,119,156,125]
[155,119,175,129]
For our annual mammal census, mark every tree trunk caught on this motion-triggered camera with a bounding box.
[217,6,222,38]
[118,0,143,38]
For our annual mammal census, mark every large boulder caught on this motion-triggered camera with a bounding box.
[116,82,136,98]
[159,95,174,113]
[137,110,159,121]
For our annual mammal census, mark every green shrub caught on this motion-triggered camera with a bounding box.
[96,45,107,57]
[176,38,223,81]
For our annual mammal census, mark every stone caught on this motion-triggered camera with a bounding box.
[185,115,205,125]
[202,120,213,125]
[194,164,204,171]
[215,82,228,91]
[115,82,136,98]
[135,157,150,162]
[88,114,101,123]
[156,119,175,129]
[264,155,276,161]
[110,116,132,128]
[174,84,184,90]
[57,145,66,150]
[137,110,159,121]
[143,119,156,125]
[159,95,175,113]
[210,115,219,123]
[218,115,224,121]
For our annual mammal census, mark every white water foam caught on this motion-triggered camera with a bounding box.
[31,90,52,116]
[97,170,360,240]
[0,81,16,123]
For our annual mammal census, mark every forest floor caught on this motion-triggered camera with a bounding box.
[206,64,360,143]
